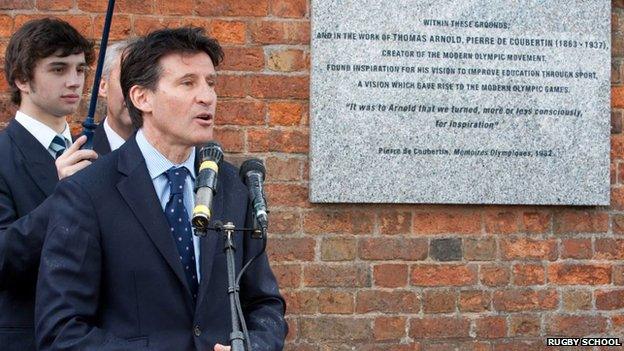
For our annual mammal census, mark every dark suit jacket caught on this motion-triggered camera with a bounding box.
[0,120,113,351]
[35,136,287,351]
[0,119,59,351]
[92,120,112,155]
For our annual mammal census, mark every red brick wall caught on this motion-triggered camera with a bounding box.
[1,1,624,350]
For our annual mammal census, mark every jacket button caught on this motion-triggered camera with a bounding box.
[194,325,201,337]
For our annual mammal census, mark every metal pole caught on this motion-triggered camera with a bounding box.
[81,0,116,150]
[223,222,246,351]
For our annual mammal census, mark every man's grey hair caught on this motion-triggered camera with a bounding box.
[102,38,137,79]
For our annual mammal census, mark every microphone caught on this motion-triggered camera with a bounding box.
[239,159,269,233]
[192,142,223,236]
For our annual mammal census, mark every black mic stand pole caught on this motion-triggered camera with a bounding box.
[222,222,246,351]
[199,217,264,351]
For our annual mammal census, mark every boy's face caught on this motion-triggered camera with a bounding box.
[17,51,88,121]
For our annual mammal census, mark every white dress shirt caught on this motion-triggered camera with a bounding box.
[135,129,201,280]
[14,110,72,159]
[103,117,126,151]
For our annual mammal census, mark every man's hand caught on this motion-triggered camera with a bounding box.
[214,344,231,351]
[55,135,98,180]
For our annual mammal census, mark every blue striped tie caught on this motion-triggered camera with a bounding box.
[49,135,66,159]
[164,167,199,299]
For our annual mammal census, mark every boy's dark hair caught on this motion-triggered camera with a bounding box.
[4,17,95,105]
[120,26,224,129]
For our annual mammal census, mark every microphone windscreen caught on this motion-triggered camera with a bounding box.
[239,158,265,184]
[199,141,224,164]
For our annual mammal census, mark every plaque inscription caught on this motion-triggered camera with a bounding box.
[310,0,611,205]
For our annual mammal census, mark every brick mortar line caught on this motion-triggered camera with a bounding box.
[287,311,624,317]
[221,67,309,74]
[218,71,310,77]
[4,9,311,21]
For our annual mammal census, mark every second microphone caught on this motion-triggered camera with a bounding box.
[192,142,223,236]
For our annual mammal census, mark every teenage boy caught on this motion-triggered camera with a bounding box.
[0,17,97,350]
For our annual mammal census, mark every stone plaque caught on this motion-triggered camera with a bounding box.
[310,0,610,205]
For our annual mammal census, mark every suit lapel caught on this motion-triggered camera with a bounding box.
[7,119,58,196]
[116,137,194,312]
[195,163,224,311]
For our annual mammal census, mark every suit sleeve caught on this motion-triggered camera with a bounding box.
[239,204,288,351]
[35,179,135,351]
[0,174,47,288]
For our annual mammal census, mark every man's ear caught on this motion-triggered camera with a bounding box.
[129,85,153,115]
[98,78,108,99]
[14,78,31,95]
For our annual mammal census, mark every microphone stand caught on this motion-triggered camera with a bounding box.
[222,222,245,351]
[198,219,265,351]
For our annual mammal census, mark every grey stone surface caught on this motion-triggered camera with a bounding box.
[430,238,463,261]
[310,0,611,205]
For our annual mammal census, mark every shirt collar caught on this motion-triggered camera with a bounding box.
[15,110,72,149]
[135,129,196,180]
[103,117,126,151]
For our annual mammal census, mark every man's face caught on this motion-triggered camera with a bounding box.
[99,56,132,130]
[18,52,88,120]
[142,52,217,148]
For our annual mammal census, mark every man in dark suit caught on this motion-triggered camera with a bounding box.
[35,27,287,351]
[93,39,136,154]
[0,18,98,351]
